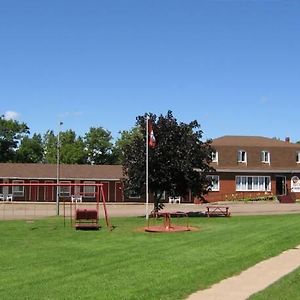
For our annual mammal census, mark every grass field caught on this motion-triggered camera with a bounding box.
[1,214,300,300]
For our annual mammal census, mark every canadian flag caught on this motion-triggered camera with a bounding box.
[148,119,156,148]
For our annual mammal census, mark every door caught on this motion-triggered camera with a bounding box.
[3,179,9,196]
[276,176,286,195]
[100,182,109,202]
[44,181,54,202]
[115,182,123,202]
[30,180,39,201]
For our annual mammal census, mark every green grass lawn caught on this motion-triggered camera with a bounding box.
[1,214,300,300]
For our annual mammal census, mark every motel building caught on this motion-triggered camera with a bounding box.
[0,136,300,203]
[205,136,300,202]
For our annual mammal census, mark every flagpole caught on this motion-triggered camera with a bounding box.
[146,116,149,220]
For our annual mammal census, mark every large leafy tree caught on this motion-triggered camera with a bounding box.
[59,130,86,164]
[84,127,115,164]
[16,133,44,163]
[43,130,57,163]
[43,129,87,164]
[0,116,30,162]
[122,111,215,211]
[113,127,143,164]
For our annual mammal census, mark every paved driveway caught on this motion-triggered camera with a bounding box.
[1,201,300,220]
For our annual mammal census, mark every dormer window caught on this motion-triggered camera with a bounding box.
[212,151,218,163]
[297,152,300,163]
[261,151,270,164]
[237,150,247,163]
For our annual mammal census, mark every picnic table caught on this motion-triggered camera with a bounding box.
[206,206,231,217]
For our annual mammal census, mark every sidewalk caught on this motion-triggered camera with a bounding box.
[187,245,300,300]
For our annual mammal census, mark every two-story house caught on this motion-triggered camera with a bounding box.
[205,136,300,202]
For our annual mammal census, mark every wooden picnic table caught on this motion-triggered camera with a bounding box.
[206,206,231,217]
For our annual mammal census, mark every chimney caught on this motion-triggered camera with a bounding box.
[285,137,290,143]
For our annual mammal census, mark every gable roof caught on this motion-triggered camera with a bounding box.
[212,136,300,148]
[0,163,123,180]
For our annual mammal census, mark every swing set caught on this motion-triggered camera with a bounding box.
[0,182,111,230]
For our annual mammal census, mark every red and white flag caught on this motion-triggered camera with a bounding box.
[148,120,156,148]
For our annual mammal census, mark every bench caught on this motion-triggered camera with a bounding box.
[75,208,100,230]
[206,206,230,217]
[168,196,181,204]
[71,195,83,203]
[0,194,13,202]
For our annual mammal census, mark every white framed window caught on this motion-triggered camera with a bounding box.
[238,150,247,163]
[12,180,24,196]
[128,191,141,199]
[83,181,95,198]
[236,176,271,192]
[59,181,71,197]
[207,175,220,191]
[261,151,270,164]
[212,151,218,163]
[297,152,300,163]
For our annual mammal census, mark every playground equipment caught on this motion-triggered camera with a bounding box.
[0,182,111,230]
[145,211,191,232]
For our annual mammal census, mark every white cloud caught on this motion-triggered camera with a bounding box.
[260,96,269,103]
[4,110,20,120]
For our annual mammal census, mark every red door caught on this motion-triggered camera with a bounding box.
[30,181,39,202]
[115,182,123,202]
[44,181,54,202]
[100,182,109,202]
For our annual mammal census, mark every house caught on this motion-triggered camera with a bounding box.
[0,163,124,202]
[1,135,300,203]
[205,136,300,202]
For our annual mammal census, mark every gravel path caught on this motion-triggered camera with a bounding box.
[1,201,300,220]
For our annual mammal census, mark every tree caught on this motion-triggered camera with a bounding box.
[84,127,115,165]
[113,127,143,164]
[43,130,57,163]
[43,129,87,164]
[16,133,44,163]
[59,130,86,164]
[122,111,215,211]
[0,116,30,162]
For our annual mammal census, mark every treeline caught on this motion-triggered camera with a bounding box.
[0,116,127,165]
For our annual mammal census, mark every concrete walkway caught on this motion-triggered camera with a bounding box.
[187,245,300,300]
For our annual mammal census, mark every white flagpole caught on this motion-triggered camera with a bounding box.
[146,116,149,220]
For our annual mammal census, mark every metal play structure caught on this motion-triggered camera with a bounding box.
[145,211,191,232]
[0,182,111,230]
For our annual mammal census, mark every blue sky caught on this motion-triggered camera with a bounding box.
[1,0,299,142]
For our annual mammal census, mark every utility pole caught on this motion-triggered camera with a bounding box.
[56,121,63,215]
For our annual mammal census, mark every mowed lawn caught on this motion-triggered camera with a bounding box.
[1,214,300,300]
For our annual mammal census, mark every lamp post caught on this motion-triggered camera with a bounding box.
[56,121,63,215]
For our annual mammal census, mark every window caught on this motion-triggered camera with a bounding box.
[261,151,270,163]
[59,181,71,197]
[212,151,218,163]
[83,181,95,198]
[207,175,220,191]
[12,180,24,196]
[236,176,271,192]
[297,152,300,163]
[237,150,247,163]
[128,191,141,199]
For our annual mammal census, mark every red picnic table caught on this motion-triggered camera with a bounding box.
[206,206,231,217]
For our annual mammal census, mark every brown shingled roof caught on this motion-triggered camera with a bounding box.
[0,163,123,180]
[212,136,300,148]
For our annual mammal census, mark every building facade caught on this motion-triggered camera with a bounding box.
[1,136,300,203]
[0,163,124,202]
[204,136,300,202]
